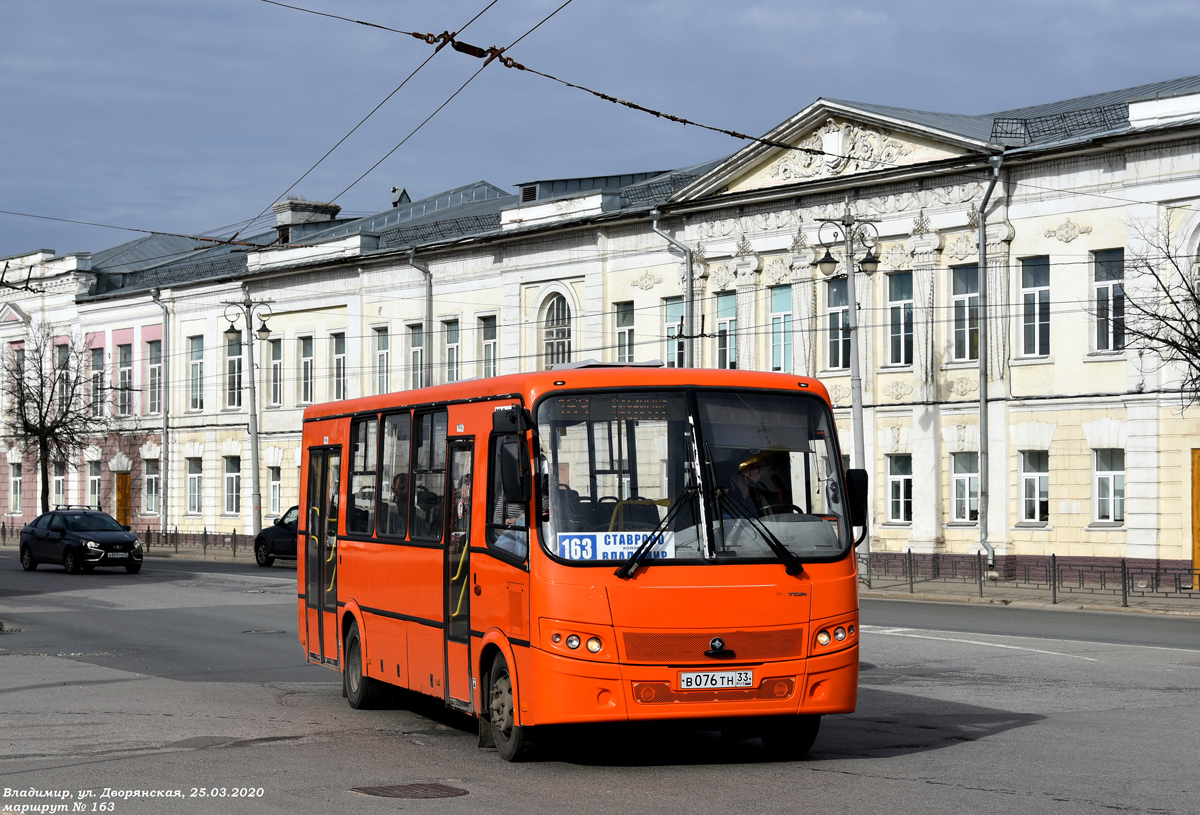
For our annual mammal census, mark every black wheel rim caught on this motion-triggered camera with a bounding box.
[20,548,30,567]
[347,636,361,695]
[64,551,74,571]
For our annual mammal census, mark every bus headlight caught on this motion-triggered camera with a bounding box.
[816,629,831,646]
[586,637,602,653]
[565,635,581,650]
[834,627,847,642]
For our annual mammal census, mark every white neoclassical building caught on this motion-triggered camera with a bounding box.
[4,73,1200,576]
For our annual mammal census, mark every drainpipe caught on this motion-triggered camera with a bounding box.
[407,249,433,387]
[150,289,169,537]
[650,210,694,367]
[977,154,1003,568]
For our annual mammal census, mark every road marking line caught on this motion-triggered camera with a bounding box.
[861,626,1097,661]
[861,624,1200,655]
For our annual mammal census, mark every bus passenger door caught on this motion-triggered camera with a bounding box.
[304,447,342,666]
[444,441,474,710]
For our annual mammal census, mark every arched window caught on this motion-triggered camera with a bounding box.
[543,294,571,369]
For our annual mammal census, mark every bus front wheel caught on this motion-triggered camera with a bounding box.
[488,652,532,761]
[760,714,820,759]
[344,619,384,709]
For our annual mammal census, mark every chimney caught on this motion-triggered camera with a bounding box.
[271,199,342,245]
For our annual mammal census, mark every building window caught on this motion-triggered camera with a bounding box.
[89,347,105,417]
[409,325,424,389]
[888,272,913,366]
[53,462,66,508]
[1095,249,1125,351]
[952,452,979,522]
[299,337,314,404]
[224,456,241,514]
[54,343,70,409]
[375,327,390,394]
[226,331,243,408]
[1021,450,1049,523]
[479,316,498,378]
[543,294,571,369]
[1020,256,1050,356]
[9,464,21,513]
[269,467,281,516]
[1094,448,1125,523]
[269,339,283,407]
[332,332,346,401]
[187,459,203,514]
[144,460,160,514]
[888,454,912,523]
[827,278,850,370]
[88,461,102,509]
[444,320,460,383]
[716,292,737,370]
[615,301,634,364]
[664,297,685,368]
[117,343,133,416]
[952,264,980,362]
[188,337,204,410]
[146,340,162,414]
[770,286,792,373]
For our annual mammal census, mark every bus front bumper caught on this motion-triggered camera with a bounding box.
[521,644,857,727]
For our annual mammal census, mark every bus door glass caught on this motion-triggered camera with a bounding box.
[304,447,342,665]
[445,441,474,708]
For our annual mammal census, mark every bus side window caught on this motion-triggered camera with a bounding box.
[378,412,411,538]
[346,417,378,535]
[412,410,448,540]
[487,434,529,560]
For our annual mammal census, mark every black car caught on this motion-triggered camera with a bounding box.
[254,505,299,567]
[19,508,144,574]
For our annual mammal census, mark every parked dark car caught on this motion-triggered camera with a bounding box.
[254,505,299,567]
[19,507,144,574]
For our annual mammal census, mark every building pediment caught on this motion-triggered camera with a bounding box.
[675,101,988,201]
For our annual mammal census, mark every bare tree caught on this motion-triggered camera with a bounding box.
[1118,218,1200,405]
[2,321,112,513]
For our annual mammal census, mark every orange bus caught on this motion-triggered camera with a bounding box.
[298,363,866,760]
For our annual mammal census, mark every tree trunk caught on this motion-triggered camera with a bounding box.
[39,438,50,514]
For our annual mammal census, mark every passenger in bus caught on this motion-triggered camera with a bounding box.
[385,473,408,537]
[493,511,528,558]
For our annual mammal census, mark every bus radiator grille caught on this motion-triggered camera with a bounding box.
[632,677,796,705]
[621,628,805,663]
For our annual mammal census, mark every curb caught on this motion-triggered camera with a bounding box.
[861,589,1200,617]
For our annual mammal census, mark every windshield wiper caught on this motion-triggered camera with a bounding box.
[714,488,805,577]
[613,481,697,579]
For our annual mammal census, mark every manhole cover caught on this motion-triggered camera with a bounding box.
[352,784,468,799]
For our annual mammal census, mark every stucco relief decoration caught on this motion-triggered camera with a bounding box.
[1045,217,1093,243]
[827,384,851,406]
[764,257,791,286]
[946,377,979,397]
[944,231,977,261]
[107,453,132,473]
[697,210,799,240]
[677,244,709,294]
[632,270,663,290]
[735,233,754,258]
[767,120,913,182]
[912,209,932,237]
[709,261,737,292]
[880,380,914,402]
[786,226,816,272]
[882,241,909,270]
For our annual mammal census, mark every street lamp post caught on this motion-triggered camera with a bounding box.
[816,201,880,545]
[223,294,272,535]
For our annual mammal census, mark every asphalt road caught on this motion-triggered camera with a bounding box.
[1,555,1197,815]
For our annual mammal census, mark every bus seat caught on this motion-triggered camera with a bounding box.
[609,499,660,531]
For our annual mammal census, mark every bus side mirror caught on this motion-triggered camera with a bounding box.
[846,469,868,530]
[493,405,529,433]
[499,438,531,504]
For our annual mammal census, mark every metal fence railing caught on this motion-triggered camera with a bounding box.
[0,521,250,559]
[858,551,1200,606]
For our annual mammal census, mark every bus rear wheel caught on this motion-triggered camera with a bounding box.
[759,714,820,759]
[344,619,384,709]
[488,652,532,761]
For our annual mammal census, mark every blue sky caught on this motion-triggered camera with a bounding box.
[2,0,1199,258]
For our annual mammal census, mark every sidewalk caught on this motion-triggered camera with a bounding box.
[860,573,1200,617]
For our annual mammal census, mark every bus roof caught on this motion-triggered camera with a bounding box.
[302,366,831,422]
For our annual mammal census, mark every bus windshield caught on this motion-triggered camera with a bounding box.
[536,388,850,566]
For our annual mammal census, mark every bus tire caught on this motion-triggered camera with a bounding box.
[488,652,532,762]
[344,619,384,710]
[759,714,820,759]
